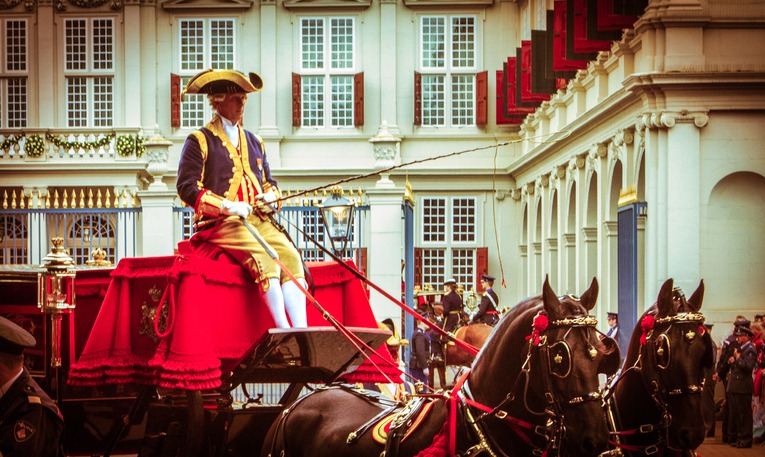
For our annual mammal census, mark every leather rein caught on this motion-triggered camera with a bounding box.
[604,312,706,455]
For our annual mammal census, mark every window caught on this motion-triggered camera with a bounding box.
[416,15,483,127]
[293,17,363,128]
[69,214,115,265]
[1,19,28,129]
[63,18,114,128]
[419,196,478,287]
[301,210,326,261]
[178,18,236,129]
[0,214,27,264]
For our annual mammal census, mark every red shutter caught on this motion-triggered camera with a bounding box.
[414,247,423,289]
[292,73,301,127]
[476,70,488,126]
[354,72,364,127]
[414,72,422,126]
[476,247,488,292]
[171,73,181,128]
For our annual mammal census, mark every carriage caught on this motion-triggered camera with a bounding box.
[0,237,713,456]
[0,242,395,456]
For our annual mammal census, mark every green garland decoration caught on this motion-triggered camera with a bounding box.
[45,133,114,152]
[1,134,24,151]
[25,134,46,157]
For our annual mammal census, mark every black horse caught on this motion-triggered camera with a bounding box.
[604,279,714,455]
[261,277,620,457]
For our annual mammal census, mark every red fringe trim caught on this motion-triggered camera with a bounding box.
[414,420,449,457]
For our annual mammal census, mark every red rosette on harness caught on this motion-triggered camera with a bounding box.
[525,312,549,346]
[640,314,655,346]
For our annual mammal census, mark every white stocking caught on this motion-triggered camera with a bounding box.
[264,277,290,328]
[282,278,308,328]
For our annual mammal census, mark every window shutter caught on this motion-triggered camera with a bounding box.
[292,73,301,127]
[355,247,368,278]
[476,70,488,126]
[354,72,364,127]
[171,73,181,128]
[414,247,423,289]
[476,247,488,292]
[414,72,422,126]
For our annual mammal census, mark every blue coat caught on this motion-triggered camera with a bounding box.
[727,340,758,395]
[177,115,278,226]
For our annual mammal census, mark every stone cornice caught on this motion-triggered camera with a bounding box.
[162,0,252,11]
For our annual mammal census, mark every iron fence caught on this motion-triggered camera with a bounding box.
[173,205,370,260]
[0,208,140,265]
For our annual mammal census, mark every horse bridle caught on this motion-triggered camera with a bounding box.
[607,311,707,454]
[459,314,608,457]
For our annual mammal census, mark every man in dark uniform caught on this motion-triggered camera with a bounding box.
[715,316,749,443]
[727,325,758,448]
[409,316,430,388]
[471,274,499,326]
[701,322,718,438]
[0,316,64,457]
[177,69,306,328]
[440,278,463,337]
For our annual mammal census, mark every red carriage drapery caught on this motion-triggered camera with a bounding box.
[68,254,399,390]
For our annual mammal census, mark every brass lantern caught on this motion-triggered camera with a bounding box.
[38,237,76,370]
[319,186,355,256]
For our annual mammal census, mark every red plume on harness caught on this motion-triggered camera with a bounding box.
[640,315,655,345]
[526,312,549,346]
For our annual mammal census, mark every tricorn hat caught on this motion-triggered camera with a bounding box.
[182,69,264,100]
[0,316,36,355]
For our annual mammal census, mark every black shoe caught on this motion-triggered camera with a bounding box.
[736,441,753,448]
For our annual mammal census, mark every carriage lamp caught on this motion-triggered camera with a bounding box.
[319,186,355,256]
[38,237,77,370]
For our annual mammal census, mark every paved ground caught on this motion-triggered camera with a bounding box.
[697,422,765,457]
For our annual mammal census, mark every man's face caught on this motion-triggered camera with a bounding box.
[608,317,616,326]
[217,93,248,124]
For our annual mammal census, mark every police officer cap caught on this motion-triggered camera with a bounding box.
[607,312,618,319]
[0,315,36,355]
[734,326,754,337]
[443,278,457,285]
[734,317,751,329]
[481,274,495,282]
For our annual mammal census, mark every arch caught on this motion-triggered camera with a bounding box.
[521,203,528,245]
[566,181,577,233]
[609,161,623,220]
[585,173,598,227]
[703,172,765,314]
[534,196,542,243]
[549,189,558,238]
[637,153,645,202]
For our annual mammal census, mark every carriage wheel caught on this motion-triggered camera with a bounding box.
[182,390,205,457]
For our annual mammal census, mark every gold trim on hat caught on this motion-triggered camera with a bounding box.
[182,69,264,100]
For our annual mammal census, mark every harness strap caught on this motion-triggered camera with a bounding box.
[347,403,400,444]
[383,397,428,457]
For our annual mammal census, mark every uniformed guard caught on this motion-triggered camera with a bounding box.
[0,315,64,457]
[440,278,463,337]
[471,274,500,326]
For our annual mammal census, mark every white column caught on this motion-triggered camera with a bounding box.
[257,0,282,165]
[379,0,399,134]
[136,191,176,257]
[366,187,405,320]
[37,5,55,127]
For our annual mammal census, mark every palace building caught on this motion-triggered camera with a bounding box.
[1,0,764,341]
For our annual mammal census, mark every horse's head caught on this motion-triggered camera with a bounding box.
[526,276,617,456]
[635,278,713,451]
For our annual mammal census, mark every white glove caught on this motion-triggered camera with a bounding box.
[259,190,278,210]
[220,199,252,218]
